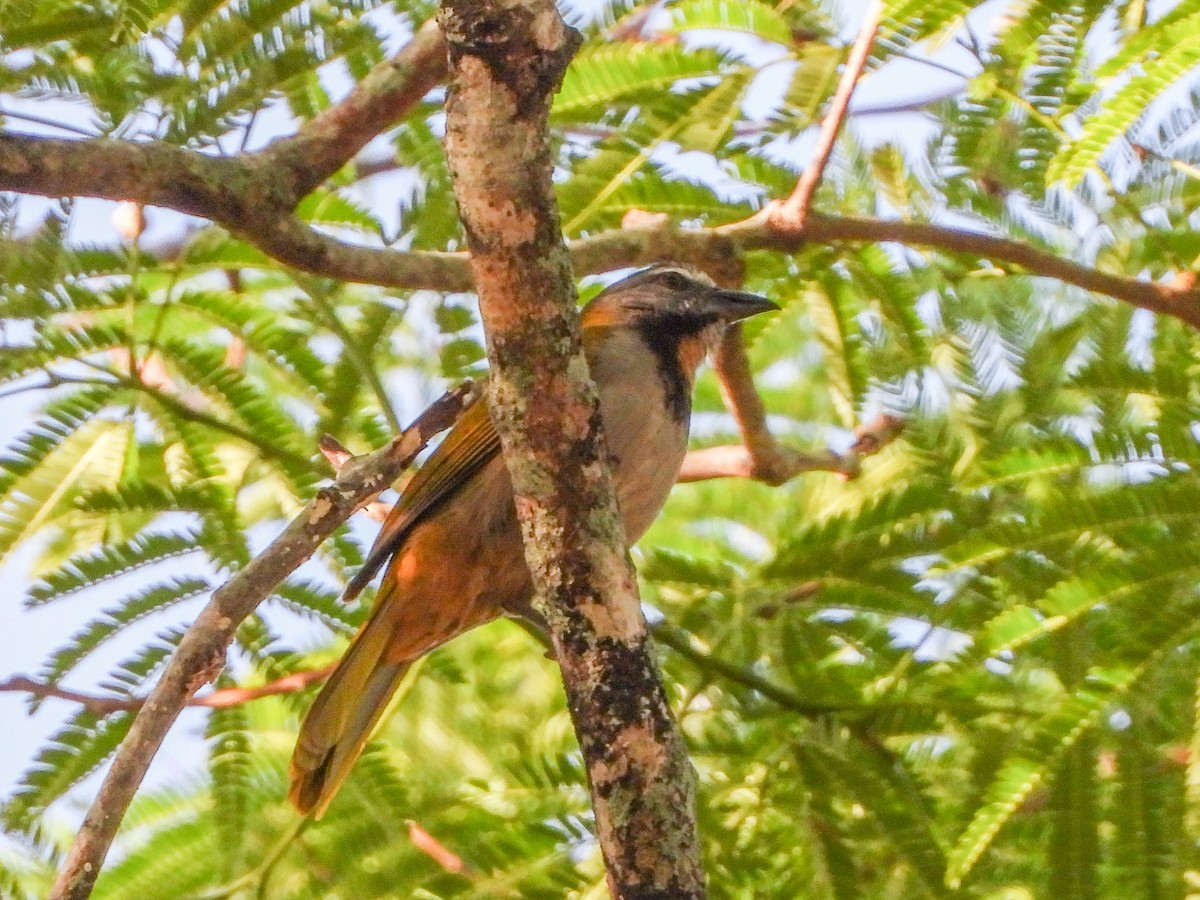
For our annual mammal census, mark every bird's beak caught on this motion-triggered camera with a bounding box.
[705,288,780,322]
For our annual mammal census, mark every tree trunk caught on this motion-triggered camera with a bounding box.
[437,0,706,895]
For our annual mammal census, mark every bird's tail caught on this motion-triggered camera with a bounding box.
[288,588,411,818]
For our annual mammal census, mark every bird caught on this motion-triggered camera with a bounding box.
[289,263,778,816]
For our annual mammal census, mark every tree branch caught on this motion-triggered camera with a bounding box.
[318,434,396,521]
[437,0,703,895]
[0,131,244,220]
[266,19,447,198]
[652,624,845,717]
[48,381,481,900]
[711,324,789,480]
[786,211,1200,326]
[3,128,1198,327]
[678,413,904,483]
[200,210,1200,331]
[774,0,885,227]
[0,665,336,716]
[0,16,451,288]
[4,613,999,723]
[671,239,891,490]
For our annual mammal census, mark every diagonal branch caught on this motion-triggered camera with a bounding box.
[774,0,885,227]
[709,324,789,479]
[684,222,901,487]
[677,246,897,489]
[266,19,447,198]
[0,17,449,290]
[48,380,481,900]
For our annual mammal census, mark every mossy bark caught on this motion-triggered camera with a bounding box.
[437,0,705,896]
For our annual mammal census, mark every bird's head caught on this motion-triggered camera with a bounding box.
[581,264,779,382]
[580,263,779,335]
[579,265,779,421]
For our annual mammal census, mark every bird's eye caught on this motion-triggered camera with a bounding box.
[660,271,690,291]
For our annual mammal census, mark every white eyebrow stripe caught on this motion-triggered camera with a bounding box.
[646,264,715,287]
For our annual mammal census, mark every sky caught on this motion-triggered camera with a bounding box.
[0,0,988,843]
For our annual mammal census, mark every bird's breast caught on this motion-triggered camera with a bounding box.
[590,330,692,542]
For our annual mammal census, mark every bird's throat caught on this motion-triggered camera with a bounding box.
[633,323,722,425]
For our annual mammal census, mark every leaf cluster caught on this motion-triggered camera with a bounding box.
[6,0,1200,897]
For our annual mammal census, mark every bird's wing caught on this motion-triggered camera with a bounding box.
[344,397,502,600]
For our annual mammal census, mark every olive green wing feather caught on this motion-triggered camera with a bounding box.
[344,398,502,600]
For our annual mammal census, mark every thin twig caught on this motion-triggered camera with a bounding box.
[774,0,886,228]
[0,666,336,716]
[118,374,322,475]
[0,107,100,138]
[678,412,903,483]
[48,380,481,900]
[0,372,72,401]
[63,358,307,470]
[407,821,473,876]
[10,614,1013,724]
[194,817,311,900]
[652,624,844,716]
[891,46,975,81]
[848,90,963,117]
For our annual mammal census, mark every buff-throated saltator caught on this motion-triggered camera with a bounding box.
[289,264,778,816]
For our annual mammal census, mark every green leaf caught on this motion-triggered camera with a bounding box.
[948,592,1200,887]
[5,710,134,829]
[558,73,750,235]
[26,530,200,607]
[555,42,727,121]
[0,419,132,564]
[1049,31,1200,186]
[206,702,253,878]
[669,0,795,46]
[39,577,211,685]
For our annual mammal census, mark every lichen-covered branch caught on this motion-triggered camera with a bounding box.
[437,0,704,895]
[1,126,1196,327]
[48,382,480,900]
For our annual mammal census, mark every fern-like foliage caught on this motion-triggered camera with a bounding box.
[7,0,1200,897]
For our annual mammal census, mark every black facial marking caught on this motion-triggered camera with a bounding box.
[636,321,694,424]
